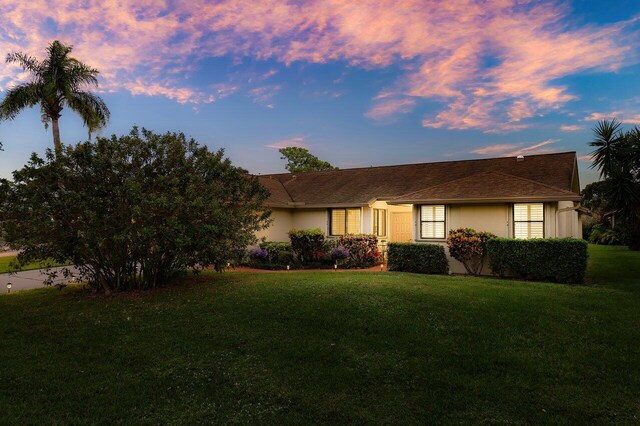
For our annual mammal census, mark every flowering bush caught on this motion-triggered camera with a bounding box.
[331,246,349,261]
[338,234,382,266]
[249,247,269,262]
[447,228,496,275]
[288,228,325,262]
[259,242,292,262]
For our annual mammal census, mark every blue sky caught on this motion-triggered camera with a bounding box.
[1,0,639,186]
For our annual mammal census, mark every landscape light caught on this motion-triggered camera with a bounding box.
[334,263,338,271]
[6,282,12,293]
[286,265,290,271]
[380,263,384,271]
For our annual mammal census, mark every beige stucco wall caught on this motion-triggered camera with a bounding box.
[292,208,328,232]
[255,208,293,243]
[557,201,582,238]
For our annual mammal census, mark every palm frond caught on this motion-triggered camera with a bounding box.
[65,59,100,88]
[66,91,111,131]
[589,118,624,178]
[6,52,43,76]
[0,83,42,120]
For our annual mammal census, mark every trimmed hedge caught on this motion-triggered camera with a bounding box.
[288,228,325,262]
[259,241,293,263]
[387,243,449,274]
[487,238,588,284]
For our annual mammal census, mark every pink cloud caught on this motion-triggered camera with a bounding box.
[584,111,640,124]
[267,136,307,149]
[0,0,635,129]
[248,84,282,105]
[471,139,560,157]
[365,98,416,120]
[560,125,583,132]
[470,144,520,156]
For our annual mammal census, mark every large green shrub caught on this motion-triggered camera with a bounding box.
[259,242,293,263]
[288,228,326,262]
[387,243,449,274]
[0,127,269,293]
[447,228,496,275]
[487,238,588,284]
[588,223,630,246]
[337,234,381,266]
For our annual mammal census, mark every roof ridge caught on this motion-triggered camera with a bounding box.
[258,151,578,178]
[258,175,294,203]
[487,170,579,195]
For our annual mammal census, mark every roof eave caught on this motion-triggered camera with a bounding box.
[265,201,370,209]
[388,195,582,204]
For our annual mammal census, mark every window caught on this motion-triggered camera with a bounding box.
[373,209,387,237]
[420,205,445,239]
[330,208,361,236]
[513,203,544,239]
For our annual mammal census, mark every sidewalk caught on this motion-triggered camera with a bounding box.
[0,266,79,293]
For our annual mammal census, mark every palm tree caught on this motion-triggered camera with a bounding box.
[589,119,624,178]
[589,119,640,250]
[0,40,110,155]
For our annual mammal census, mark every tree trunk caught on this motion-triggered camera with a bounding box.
[51,117,62,156]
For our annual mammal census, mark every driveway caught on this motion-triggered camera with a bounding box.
[0,266,80,293]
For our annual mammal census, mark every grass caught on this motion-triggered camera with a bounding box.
[0,255,66,274]
[0,245,639,424]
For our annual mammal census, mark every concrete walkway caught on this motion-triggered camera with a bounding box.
[0,266,79,294]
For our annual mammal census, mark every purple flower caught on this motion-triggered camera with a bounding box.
[250,247,269,261]
[331,246,349,260]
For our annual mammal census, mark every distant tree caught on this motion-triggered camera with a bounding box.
[279,147,337,172]
[588,119,640,250]
[0,40,110,155]
[0,127,270,293]
[581,181,609,213]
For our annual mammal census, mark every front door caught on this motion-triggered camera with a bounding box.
[390,212,412,242]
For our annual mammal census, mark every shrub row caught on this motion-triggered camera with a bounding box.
[487,238,588,284]
[251,229,382,269]
[387,243,448,274]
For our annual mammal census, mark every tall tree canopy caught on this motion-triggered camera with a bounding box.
[0,40,110,155]
[588,119,640,249]
[0,128,269,292]
[279,147,337,173]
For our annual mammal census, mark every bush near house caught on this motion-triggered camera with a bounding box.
[259,242,293,262]
[487,238,588,284]
[248,232,382,269]
[447,228,496,276]
[337,234,382,267]
[288,228,326,262]
[0,127,269,293]
[387,243,449,274]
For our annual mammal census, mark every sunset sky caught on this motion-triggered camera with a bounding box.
[0,0,639,185]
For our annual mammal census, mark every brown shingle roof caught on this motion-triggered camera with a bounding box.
[391,171,581,203]
[258,176,292,206]
[260,152,580,206]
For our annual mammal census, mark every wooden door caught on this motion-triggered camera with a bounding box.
[390,212,413,242]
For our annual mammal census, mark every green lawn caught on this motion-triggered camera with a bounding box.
[0,255,65,274]
[1,245,639,424]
